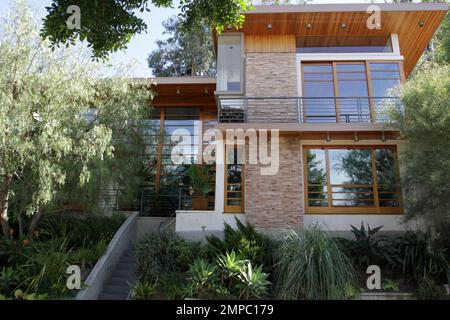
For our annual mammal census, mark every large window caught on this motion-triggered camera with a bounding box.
[217,34,243,92]
[304,146,401,214]
[140,108,216,215]
[301,61,402,123]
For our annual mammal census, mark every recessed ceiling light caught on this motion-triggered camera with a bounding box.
[306,23,312,29]
[341,23,347,29]
[267,23,273,30]
[419,20,425,28]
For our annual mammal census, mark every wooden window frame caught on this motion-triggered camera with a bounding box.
[224,145,245,214]
[301,60,405,123]
[303,145,402,215]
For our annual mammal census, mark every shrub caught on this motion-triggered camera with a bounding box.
[37,213,125,249]
[18,238,72,297]
[186,253,271,300]
[0,267,20,296]
[187,259,219,299]
[396,230,450,283]
[274,226,354,300]
[160,272,188,300]
[337,223,399,269]
[132,280,158,300]
[135,232,202,281]
[206,219,276,270]
[415,277,448,300]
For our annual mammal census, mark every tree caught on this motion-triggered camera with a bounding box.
[386,65,450,233]
[41,0,253,59]
[147,16,216,77]
[0,0,152,238]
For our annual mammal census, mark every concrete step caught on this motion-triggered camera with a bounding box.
[98,293,128,300]
[119,256,135,264]
[107,277,130,286]
[103,284,130,294]
[112,270,132,278]
[116,262,133,271]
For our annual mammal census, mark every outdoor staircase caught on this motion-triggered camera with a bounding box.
[98,246,136,300]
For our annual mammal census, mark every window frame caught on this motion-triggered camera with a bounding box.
[216,33,245,95]
[301,60,404,123]
[303,145,403,215]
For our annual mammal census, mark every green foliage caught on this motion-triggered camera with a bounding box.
[41,0,253,59]
[382,279,400,292]
[160,272,188,300]
[135,232,203,281]
[0,267,20,296]
[337,223,399,269]
[186,254,270,300]
[132,279,159,300]
[396,230,450,283]
[206,218,276,270]
[235,260,270,299]
[187,165,213,196]
[274,226,354,300]
[386,66,450,232]
[18,238,72,298]
[415,277,449,300]
[0,1,152,238]
[148,16,216,77]
[37,213,125,248]
[187,259,219,299]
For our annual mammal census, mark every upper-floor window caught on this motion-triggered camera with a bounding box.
[217,34,243,93]
[301,61,402,123]
[297,36,393,54]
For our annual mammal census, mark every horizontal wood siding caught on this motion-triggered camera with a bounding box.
[245,35,296,53]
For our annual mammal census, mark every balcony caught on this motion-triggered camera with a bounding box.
[218,97,400,124]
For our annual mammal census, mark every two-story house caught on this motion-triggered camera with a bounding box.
[141,2,448,237]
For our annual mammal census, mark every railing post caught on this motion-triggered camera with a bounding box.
[357,97,362,123]
[178,187,182,210]
[296,97,301,124]
[244,98,248,123]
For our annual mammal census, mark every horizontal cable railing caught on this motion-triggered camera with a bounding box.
[218,96,400,124]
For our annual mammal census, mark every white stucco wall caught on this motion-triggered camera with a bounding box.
[175,210,246,233]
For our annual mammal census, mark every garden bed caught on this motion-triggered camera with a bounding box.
[0,212,126,300]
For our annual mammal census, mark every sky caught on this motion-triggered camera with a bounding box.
[0,0,395,77]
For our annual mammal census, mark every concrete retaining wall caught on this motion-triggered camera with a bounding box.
[76,212,138,300]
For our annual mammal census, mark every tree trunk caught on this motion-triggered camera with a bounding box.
[0,178,12,239]
[0,206,11,239]
[29,208,44,239]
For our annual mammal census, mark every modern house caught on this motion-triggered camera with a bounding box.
[139,3,448,236]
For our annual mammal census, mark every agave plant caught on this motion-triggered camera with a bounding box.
[187,259,218,298]
[236,261,271,299]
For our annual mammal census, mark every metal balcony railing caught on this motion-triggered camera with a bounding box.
[218,96,401,124]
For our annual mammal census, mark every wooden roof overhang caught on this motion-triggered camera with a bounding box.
[138,77,217,108]
[218,3,448,77]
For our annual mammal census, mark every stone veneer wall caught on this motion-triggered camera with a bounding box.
[243,52,304,229]
[245,52,298,123]
[245,136,304,229]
